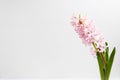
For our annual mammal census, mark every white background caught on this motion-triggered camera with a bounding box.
[0,0,120,79]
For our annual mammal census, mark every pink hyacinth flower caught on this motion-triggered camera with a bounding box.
[71,15,106,53]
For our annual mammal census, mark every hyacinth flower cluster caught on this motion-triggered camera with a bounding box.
[70,15,116,80]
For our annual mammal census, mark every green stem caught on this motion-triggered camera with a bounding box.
[92,42,108,80]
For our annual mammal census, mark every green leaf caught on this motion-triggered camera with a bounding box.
[97,52,105,80]
[104,42,109,63]
[104,47,109,62]
[106,47,116,79]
